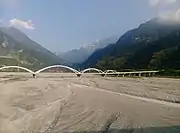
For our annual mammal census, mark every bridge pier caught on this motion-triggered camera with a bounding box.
[101,73,105,77]
[142,73,145,77]
[146,73,149,76]
[77,73,82,77]
[117,73,119,77]
[32,74,36,78]
[148,73,151,77]
[139,73,141,77]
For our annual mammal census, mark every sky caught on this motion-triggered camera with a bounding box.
[0,0,180,52]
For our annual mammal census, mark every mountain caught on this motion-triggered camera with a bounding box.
[58,37,117,65]
[82,17,180,69]
[0,26,63,69]
[96,31,180,70]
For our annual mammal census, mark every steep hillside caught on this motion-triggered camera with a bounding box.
[82,17,180,69]
[0,27,63,69]
[95,31,180,70]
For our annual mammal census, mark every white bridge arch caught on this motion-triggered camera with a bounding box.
[81,68,104,74]
[104,70,117,74]
[0,66,34,74]
[35,65,80,74]
[0,65,159,78]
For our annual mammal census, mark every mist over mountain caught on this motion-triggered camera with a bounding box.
[58,36,117,65]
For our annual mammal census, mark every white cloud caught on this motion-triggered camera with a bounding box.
[9,18,35,30]
[149,0,177,6]
[157,8,180,23]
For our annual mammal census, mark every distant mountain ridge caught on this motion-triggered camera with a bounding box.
[58,36,117,65]
[81,17,180,69]
[0,26,63,69]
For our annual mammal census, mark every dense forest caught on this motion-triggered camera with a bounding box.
[95,31,180,71]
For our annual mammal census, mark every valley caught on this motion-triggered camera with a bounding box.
[1,2,180,132]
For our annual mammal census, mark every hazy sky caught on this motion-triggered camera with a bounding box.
[0,0,180,52]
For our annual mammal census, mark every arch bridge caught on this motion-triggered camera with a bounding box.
[104,70,117,74]
[0,65,159,78]
[35,65,80,74]
[81,68,104,74]
[118,71,159,77]
[0,66,35,74]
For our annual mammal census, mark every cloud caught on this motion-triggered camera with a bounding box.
[149,0,177,6]
[9,18,35,30]
[157,8,180,23]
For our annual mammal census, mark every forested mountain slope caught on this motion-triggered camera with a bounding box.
[0,27,63,70]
